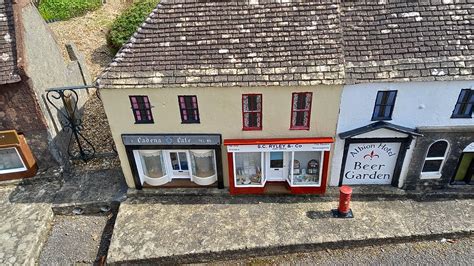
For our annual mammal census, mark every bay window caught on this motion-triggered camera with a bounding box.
[234,152,264,186]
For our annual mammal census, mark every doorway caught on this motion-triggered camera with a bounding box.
[453,152,473,185]
[265,152,289,181]
[168,151,191,178]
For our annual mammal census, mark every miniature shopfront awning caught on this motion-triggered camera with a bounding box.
[339,121,423,139]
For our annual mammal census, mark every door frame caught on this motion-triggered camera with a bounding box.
[166,150,192,179]
[265,151,289,182]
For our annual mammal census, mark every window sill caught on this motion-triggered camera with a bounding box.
[420,173,442,180]
[242,128,262,131]
[134,121,154,124]
[181,121,200,124]
[289,127,310,130]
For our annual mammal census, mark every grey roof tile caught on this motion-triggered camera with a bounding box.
[98,0,474,89]
[97,0,345,89]
[341,0,473,84]
[0,0,20,85]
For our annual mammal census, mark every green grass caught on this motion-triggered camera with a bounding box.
[107,0,160,50]
[38,0,102,21]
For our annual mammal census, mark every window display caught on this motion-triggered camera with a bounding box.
[291,151,322,186]
[190,150,216,178]
[138,150,167,178]
[235,152,263,186]
[0,148,26,174]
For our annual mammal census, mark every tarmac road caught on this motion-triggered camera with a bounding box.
[209,236,473,265]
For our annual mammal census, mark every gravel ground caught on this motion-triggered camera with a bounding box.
[207,236,474,265]
[48,0,131,79]
[39,214,115,265]
[48,1,128,164]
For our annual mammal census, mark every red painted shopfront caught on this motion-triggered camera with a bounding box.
[224,138,333,195]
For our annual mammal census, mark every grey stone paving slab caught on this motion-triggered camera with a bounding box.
[0,187,53,265]
[107,196,473,264]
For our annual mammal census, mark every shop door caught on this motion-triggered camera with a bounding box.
[464,160,473,184]
[169,151,190,178]
[266,152,288,181]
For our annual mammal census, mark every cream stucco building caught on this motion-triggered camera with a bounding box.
[97,0,345,194]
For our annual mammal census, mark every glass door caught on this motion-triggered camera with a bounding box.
[169,151,191,178]
[265,152,290,181]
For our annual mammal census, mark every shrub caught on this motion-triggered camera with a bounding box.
[107,0,160,51]
[38,0,102,21]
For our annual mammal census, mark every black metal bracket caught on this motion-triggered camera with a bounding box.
[46,85,96,162]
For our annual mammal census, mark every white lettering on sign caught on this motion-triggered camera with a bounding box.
[342,142,401,185]
[122,135,221,146]
[227,143,331,152]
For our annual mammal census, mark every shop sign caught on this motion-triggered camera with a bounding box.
[227,143,331,152]
[342,142,401,185]
[122,134,221,146]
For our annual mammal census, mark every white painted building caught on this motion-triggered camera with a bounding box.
[330,80,474,189]
[330,1,474,190]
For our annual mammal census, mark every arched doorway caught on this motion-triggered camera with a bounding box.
[452,143,474,185]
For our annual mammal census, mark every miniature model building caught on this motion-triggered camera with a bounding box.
[97,0,473,194]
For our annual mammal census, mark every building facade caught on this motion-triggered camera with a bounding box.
[98,0,346,194]
[330,1,473,190]
[330,81,474,190]
[98,0,473,193]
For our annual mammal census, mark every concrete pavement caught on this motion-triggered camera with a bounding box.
[107,194,473,264]
[0,186,53,265]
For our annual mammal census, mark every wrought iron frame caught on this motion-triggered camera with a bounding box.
[46,85,96,161]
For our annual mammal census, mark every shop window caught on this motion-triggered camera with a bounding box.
[290,151,322,186]
[451,89,473,118]
[190,150,216,178]
[242,94,262,130]
[138,150,167,179]
[129,96,154,124]
[372,90,397,121]
[0,147,26,174]
[234,152,263,186]
[421,140,449,178]
[178,95,200,123]
[290,92,312,130]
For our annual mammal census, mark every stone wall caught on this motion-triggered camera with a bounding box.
[404,127,474,190]
[1,2,91,169]
[19,3,91,166]
[0,78,56,168]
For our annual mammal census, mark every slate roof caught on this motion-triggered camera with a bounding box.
[342,0,474,84]
[98,0,474,89]
[0,0,20,85]
[97,0,345,89]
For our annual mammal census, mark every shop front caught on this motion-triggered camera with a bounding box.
[224,138,333,194]
[123,134,224,189]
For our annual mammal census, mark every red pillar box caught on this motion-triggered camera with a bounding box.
[332,185,354,218]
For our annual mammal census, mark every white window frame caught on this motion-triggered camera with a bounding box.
[420,140,450,179]
[289,151,323,187]
[0,147,27,174]
[233,152,266,188]
[133,150,171,186]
